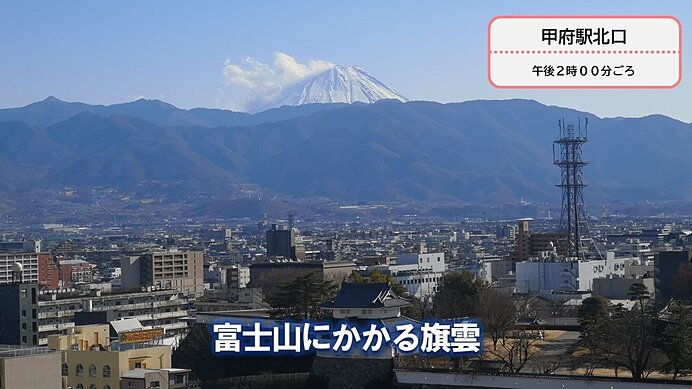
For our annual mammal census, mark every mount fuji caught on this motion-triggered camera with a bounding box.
[252,65,408,112]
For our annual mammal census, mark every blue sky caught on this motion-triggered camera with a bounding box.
[1,1,691,120]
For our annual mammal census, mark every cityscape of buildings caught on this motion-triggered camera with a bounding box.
[1,5,692,387]
[0,196,689,388]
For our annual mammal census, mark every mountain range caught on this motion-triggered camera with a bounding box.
[0,97,690,217]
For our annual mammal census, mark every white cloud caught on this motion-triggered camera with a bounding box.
[221,52,333,111]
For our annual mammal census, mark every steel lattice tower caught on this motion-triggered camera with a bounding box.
[553,118,598,259]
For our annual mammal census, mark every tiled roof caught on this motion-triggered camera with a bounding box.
[322,282,410,309]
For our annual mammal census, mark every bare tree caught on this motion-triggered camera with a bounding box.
[416,292,434,319]
[532,352,566,374]
[477,288,517,350]
[486,329,539,373]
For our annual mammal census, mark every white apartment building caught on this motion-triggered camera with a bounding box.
[0,252,39,284]
[369,252,446,299]
[515,251,634,294]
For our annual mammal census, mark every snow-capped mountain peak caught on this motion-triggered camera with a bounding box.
[253,65,408,112]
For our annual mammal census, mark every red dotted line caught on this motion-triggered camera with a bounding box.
[491,50,678,54]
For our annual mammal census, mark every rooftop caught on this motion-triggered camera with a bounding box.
[0,344,58,358]
[322,282,411,309]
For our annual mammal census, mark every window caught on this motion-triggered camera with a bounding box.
[90,385,97,389]
[20,289,27,298]
[134,362,142,369]
[104,385,111,389]
[76,385,84,389]
[61,363,68,376]
[21,309,26,318]
[76,364,84,376]
[89,364,96,377]
[103,365,111,377]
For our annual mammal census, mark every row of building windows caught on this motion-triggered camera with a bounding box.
[418,257,443,263]
[72,384,111,389]
[399,276,441,285]
[63,363,111,378]
[41,294,179,312]
[340,308,383,315]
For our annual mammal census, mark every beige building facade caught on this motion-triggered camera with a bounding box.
[0,345,61,389]
[121,250,204,297]
[48,324,172,389]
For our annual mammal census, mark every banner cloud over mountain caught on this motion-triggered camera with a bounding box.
[222,52,334,111]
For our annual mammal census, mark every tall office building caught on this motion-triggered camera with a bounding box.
[654,250,692,304]
[0,282,39,346]
[509,218,566,262]
[266,224,294,259]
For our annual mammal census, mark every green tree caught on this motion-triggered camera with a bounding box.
[432,271,487,319]
[267,271,338,320]
[579,283,664,380]
[351,269,422,320]
[577,295,612,373]
[578,295,611,329]
[661,301,692,379]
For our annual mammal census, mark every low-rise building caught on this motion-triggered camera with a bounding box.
[121,368,196,389]
[592,276,655,300]
[226,265,250,290]
[515,252,631,294]
[59,259,95,286]
[248,261,354,295]
[0,344,61,389]
[37,288,191,346]
[49,323,172,389]
[367,252,447,299]
[321,282,411,320]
